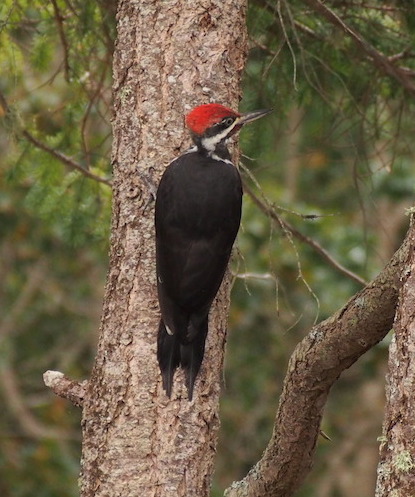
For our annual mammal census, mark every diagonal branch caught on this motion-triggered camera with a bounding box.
[243,180,367,286]
[300,0,415,96]
[22,130,112,186]
[224,217,412,497]
[0,89,111,187]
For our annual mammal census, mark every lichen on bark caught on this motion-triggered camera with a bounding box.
[375,217,415,497]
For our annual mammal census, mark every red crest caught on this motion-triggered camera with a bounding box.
[185,103,240,135]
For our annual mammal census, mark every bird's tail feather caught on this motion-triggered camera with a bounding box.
[180,317,209,400]
[157,320,180,397]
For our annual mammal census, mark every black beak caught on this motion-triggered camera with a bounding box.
[238,108,273,126]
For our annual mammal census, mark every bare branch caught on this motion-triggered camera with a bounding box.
[337,2,404,12]
[300,0,415,96]
[0,88,111,186]
[22,130,112,186]
[50,0,71,82]
[43,370,87,408]
[233,271,276,281]
[242,180,367,286]
[80,57,111,168]
[225,216,412,497]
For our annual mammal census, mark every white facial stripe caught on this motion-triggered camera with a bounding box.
[210,153,233,166]
[200,117,241,151]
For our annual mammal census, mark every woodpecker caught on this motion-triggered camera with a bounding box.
[155,103,272,399]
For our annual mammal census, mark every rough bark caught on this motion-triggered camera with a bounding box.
[224,223,412,497]
[375,217,415,497]
[77,1,247,496]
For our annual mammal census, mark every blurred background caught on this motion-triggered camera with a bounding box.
[1,1,414,496]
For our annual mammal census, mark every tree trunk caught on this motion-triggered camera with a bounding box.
[375,217,415,497]
[78,1,247,496]
[40,2,415,496]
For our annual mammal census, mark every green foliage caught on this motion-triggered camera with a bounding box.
[0,1,114,495]
[2,0,415,496]
[1,0,113,246]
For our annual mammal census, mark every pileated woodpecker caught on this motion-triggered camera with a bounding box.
[156,103,271,399]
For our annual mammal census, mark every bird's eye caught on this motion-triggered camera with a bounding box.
[222,117,235,127]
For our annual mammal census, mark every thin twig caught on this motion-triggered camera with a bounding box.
[335,2,405,13]
[277,0,298,90]
[300,0,415,95]
[50,0,71,82]
[22,130,112,186]
[225,222,412,497]
[242,180,367,286]
[80,59,110,168]
[233,271,276,281]
[0,58,111,187]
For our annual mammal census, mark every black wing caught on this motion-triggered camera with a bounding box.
[155,151,242,398]
[155,151,242,332]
